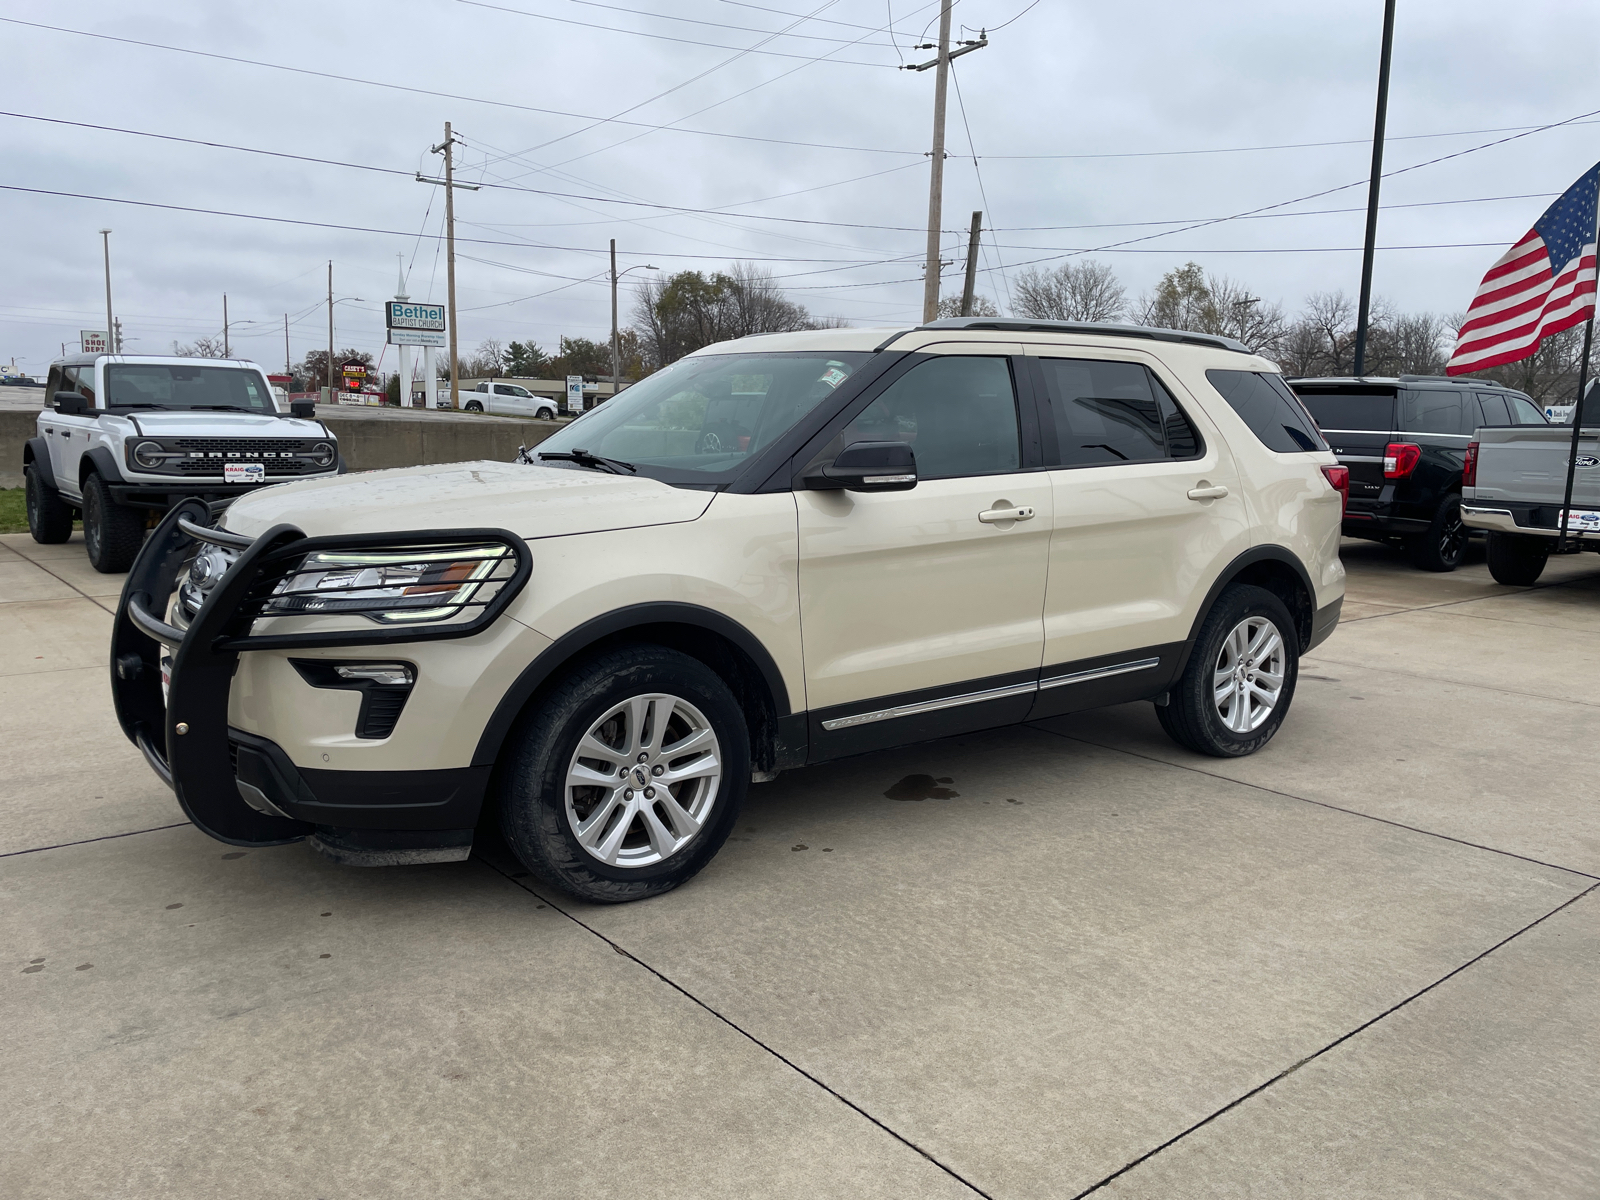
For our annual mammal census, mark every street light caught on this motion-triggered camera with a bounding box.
[610,244,658,396]
[327,294,364,401]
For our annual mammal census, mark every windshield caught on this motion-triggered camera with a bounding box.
[535,351,869,484]
[104,364,277,412]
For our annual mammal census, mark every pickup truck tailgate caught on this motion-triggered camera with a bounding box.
[1464,425,1600,535]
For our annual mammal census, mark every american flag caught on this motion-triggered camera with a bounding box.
[1446,161,1599,376]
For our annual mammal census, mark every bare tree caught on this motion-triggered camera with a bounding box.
[631,262,831,368]
[171,335,227,358]
[461,338,506,377]
[937,294,1000,318]
[1011,261,1125,322]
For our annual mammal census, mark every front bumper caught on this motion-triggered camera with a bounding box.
[110,502,531,857]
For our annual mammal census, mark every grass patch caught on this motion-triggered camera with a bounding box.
[0,487,25,534]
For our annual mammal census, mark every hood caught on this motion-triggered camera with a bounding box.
[220,460,714,540]
[116,411,329,438]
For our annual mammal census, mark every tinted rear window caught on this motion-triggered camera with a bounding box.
[1402,388,1466,434]
[1206,370,1327,452]
[1294,390,1394,432]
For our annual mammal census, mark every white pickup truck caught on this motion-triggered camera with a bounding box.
[1462,383,1599,584]
[22,354,342,572]
[462,379,559,420]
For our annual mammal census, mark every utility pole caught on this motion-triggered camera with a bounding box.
[903,10,988,323]
[327,260,335,404]
[284,313,291,374]
[438,123,461,409]
[610,238,620,398]
[222,294,230,358]
[99,229,115,353]
[1353,0,1397,377]
[959,210,983,317]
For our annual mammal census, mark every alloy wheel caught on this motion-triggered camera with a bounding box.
[564,692,723,868]
[1212,616,1285,734]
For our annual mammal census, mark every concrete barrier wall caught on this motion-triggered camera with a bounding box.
[1,407,564,488]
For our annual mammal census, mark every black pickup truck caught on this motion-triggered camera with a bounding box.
[1288,375,1548,572]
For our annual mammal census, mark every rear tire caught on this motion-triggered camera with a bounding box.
[498,646,748,903]
[24,464,73,544]
[1156,584,1299,758]
[81,473,145,573]
[464,400,484,412]
[1408,495,1466,572]
[1485,531,1550,586]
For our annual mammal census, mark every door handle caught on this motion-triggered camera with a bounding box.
[979,505,1035,524]
[1186,485,1229,501]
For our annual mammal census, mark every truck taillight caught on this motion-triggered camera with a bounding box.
[1320,465,1349,514]
[1463,441,1479,488]
[1383,442,1422,479]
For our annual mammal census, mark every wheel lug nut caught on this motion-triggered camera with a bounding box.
[644,787,655,799]
[624,788,634,800]
[651,765,663,776]
[637,753,648,763]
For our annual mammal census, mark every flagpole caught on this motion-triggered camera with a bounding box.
[1556,309,1594,553]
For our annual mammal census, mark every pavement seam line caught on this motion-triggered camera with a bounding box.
[2,542,120,614]
[0,822,189,859]
[479,856,997,1200]
[1304,654,1600,711]
[1066,881,1600,1198]
[1035,725,1600,881]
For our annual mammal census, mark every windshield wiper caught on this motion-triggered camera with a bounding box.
[537,448,636,475]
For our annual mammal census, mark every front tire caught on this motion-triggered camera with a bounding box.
[24,464,73,543]
[1408,495,1466,572]
[1485,532,1550,586]
[1157,584,1299,758]
[499,646,748,903]
[81,473,145,573]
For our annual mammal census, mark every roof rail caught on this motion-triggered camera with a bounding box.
[1397,374,1475,384]
[917,316,1252,354]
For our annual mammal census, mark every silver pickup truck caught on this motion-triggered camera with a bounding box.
[1462,383,1599,584]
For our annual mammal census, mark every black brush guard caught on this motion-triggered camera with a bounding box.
[110,502,531,847]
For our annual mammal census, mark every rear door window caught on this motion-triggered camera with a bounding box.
[1476,392,1511,425]
[1036,358,1202,466]
[1295,390,1394,432]
[1402,389,1465,434]
[1206,369,1326,452]
[1509,395,1547,424]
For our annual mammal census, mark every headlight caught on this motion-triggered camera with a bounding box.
[132,440,166,469]
[308,441,336,467]
[262,545,513,624]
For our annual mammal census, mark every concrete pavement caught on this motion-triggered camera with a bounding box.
[3,532,1597,1197]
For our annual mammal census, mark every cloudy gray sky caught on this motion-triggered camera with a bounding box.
[4,0,1599,376]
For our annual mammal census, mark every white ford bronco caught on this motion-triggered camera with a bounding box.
[23,354,341,571]
[110,319,1345,902]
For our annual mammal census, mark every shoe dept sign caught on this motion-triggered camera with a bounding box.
[385,301,447,347]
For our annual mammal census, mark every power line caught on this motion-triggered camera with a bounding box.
[0,15,921,158]
[457,0,898,58]
[949,60,1011,311]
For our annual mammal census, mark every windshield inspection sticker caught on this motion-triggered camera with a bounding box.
[817,366,850,389]
[224,462,266,484]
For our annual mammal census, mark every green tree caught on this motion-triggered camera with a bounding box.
[505,340,551,376]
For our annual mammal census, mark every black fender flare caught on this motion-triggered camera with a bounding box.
[471,602,793,768]
[82,445,126,486]
[1176,545,1319,671]
[23,437,58,490]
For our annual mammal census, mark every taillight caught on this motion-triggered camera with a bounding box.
[1383,442,1422,479]
[1463,441,1479,488]
[1321,464,1349,514]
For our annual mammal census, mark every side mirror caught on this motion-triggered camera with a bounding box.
[808,440,917,492]
[289,400,316,419]
[53,391,89,416]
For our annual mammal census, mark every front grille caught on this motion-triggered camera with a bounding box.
[128,436,336,477]
[172,437,318,454]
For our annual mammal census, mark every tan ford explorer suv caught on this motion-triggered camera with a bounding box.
[111,318,1346,902]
